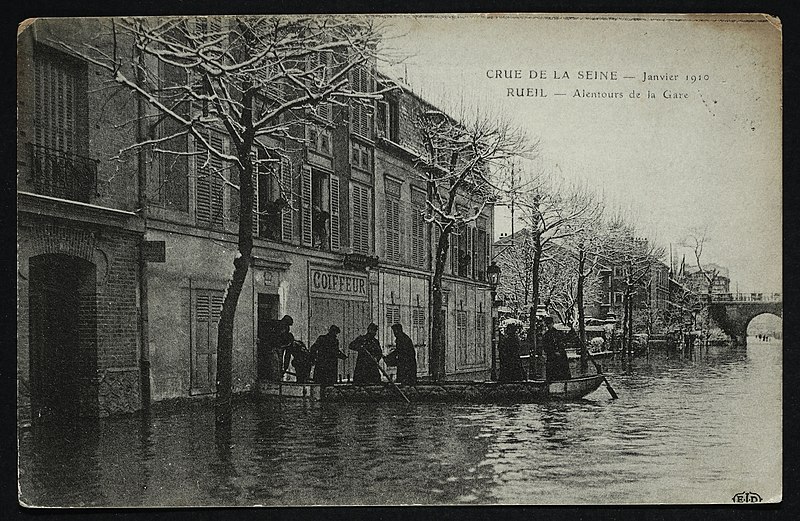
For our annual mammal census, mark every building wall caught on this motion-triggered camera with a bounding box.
[18,214,143,418]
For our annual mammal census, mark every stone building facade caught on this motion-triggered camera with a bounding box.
[17,18,495,420]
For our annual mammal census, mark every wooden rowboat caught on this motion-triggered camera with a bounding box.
[259,374,606,403]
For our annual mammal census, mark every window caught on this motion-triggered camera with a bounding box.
[614,292,624,304]
[192,289,223,394]
[456,310,469,367]
[411,189,428,270]
[475,217,488,281]
[386,305,401,345]
[350,140,373,172]
[476,312,487,363]
[349,66,373,138]
[32,45,93,202]
[301,166,340,251]
[307,124,332,156]
[351,182,372,255]
[254,150,292,242]
[376,97,400,142]
[412,306,428,373]
[385,178,402,263]
[196,131,229,229]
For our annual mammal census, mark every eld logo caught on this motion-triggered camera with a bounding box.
[732,491,762,503]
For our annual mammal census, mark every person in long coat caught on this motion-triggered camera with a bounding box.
[498,323,525,382]
[542,316,571,381]
[349,323,382,384]
[310,325,347,385]
[385,323,417,385]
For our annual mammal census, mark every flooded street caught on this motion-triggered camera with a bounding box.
[18,340,781,506]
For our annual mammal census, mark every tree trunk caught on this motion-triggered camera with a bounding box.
[621,290,629,369]
[577,249,588,373]
[529,233,542,378]
[430,225,451,381]
[215,83,256,424]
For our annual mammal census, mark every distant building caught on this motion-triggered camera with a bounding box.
[682,263,731,295]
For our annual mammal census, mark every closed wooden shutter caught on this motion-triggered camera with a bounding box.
[34,49,79,153]
[192,290,223,394]
[196,132,226,228]
[351,183,371,254]
[301,165,313,247]
[280,156,293,242]
[412,207,426,269]
[386,197,400,262]
[350,66,373,138]
[456,310,468,367]
[329,175,341,251]
[252,151,259,236]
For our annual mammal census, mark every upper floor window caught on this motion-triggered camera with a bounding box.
[301,166,341,251]
[349,66,373,138]
[196,131,229,229]
[152,58,189,212]
[411,188,428,270]
[307,125,332,157]
[31,45,94,203]
[254,150,293,242]
[376,97,400,142]
[385,178,402,263]
[350,139,373,173]
[350,182,372,255]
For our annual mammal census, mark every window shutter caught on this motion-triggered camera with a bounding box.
[301,165,313,247]
[329,175,341,251]
[280,156,293,242]
[386,198,399,262]
[251,151,259,236]
[351,183,371,255]
[352,184,362,252]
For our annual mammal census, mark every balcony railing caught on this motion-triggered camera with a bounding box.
[28,143,98,203]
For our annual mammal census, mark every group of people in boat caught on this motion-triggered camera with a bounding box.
[498,316,571,382]
[261,316,417,386]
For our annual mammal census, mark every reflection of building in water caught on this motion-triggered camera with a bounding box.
[17,18,495,419]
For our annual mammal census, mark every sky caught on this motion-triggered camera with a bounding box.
[378,14,782,294]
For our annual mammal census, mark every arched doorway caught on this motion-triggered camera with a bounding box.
[28,254,98,420]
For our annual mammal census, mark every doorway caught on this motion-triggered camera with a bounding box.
[256,293,280,381]
[28,254,97,420]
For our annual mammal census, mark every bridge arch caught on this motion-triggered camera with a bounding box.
[709,301,782,343]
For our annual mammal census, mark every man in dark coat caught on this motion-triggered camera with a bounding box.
[542,316,571,381]
[349,323,382,385]
[385,323,417,385]
[310,325,347,385]
[498,323,525,382]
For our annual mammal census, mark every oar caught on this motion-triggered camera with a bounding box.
[361,347,411,404]
[586,348,619,400]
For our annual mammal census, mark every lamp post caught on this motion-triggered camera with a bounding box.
[487,261,501,381]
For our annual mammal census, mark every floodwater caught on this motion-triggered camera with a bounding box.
[18,339,781,506]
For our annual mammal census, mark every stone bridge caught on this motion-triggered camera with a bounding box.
[708,294,782,343]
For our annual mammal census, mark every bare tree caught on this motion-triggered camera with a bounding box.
[513,176,599,376]
[412,105,534,380]
[604,216,667,371]
[57,15,391,423]
[687,228,720,348]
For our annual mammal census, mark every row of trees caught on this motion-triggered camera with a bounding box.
[495,168,670,373]
[58,15,539,422]
[54,15,716,423]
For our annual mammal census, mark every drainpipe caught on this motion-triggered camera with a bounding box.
[135,46,151,412]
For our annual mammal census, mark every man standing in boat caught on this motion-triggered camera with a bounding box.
[385,323,417,385]
[310,325,347,385]
[349,323,383,384]
[498,322,525,382]
[542,316,571,381]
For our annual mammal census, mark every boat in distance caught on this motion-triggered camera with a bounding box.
[259,374,607,403]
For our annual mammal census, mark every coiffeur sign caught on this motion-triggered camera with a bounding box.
[309,267,368,300]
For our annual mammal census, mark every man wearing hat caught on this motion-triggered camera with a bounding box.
[348,323,383,384]
[310,325,347,386]
[385,324,417,385]
[542,316,571,381]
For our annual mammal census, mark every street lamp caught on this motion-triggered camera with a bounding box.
[487,261,501,381]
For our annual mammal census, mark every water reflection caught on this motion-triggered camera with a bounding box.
[18,339,781,506]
